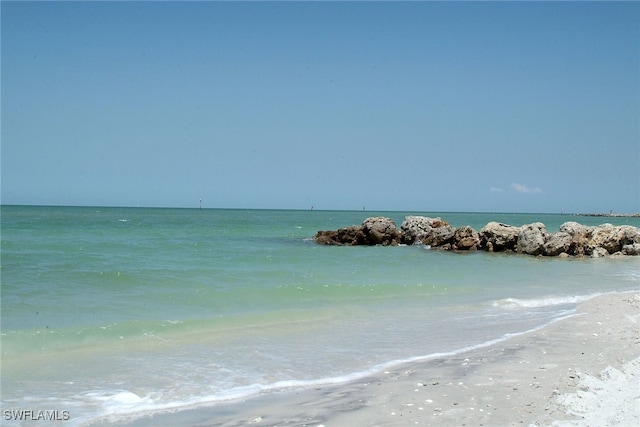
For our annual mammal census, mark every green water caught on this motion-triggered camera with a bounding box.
[1,206,638,426]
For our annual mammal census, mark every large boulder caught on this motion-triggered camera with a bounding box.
[423,222,456,247]
[452,226,480,250]
[399,216,428,244]
[400,216,441,245]
[400,216,455,247]
[479,222,521,252]
[619,225,640,245]
[314,225,365,246]
[559,221,594,237]
[560,221,594,256]
[591,247,609,258]
[589,224,640,254]
[314,217,401,246]
[543,232,572,256]
[622,243,640,255]
[589,224,623,254]
[517,223,548,255]
[361,217,401,246]
[558,222,640,256]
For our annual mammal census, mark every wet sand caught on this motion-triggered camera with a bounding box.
[116,291,640,427]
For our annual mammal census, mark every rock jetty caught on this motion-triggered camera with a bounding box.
[314,216,640,257]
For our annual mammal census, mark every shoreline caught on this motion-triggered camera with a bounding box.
[108,291,640,427]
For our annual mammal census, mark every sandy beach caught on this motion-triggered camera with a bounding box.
[114,291,640,427]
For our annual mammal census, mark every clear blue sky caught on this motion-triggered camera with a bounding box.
[2,1,639,213]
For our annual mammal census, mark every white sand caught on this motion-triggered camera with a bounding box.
[551,357,640,427]
[113,292,640,427]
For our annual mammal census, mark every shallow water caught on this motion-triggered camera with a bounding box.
[1,206,639,426]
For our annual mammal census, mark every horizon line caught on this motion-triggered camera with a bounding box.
[2,203,638,217]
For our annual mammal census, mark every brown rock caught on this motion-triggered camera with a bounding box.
[452,226,480,250]
[479,222,521,252]
[361,217,401,246]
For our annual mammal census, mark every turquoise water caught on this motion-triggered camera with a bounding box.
[2,206,639,426]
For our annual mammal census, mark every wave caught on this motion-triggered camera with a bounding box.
[78,314,576,427]
[491,293,603,309]
[491,288,640,310]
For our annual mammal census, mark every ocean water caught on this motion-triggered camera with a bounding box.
[1,206,639,426]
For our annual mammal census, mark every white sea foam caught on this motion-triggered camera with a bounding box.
[492,293,602,309]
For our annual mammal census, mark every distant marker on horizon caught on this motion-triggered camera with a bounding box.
[200,198,202,210]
